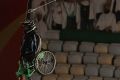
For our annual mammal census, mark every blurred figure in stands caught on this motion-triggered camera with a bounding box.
[114,0,120,22]
[47,0,66,30]
[62,0,80,30]
[78,0,90,31]
[96,4,117,32]
[93,0,107,21]
[89,0,95,31]
[32,0,48,39]
[111,0,120,22]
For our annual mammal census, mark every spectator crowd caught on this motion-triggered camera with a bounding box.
[31,0,120,38]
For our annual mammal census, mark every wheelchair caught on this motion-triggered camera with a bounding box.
[16,20,56,80]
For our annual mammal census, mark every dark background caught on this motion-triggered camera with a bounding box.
[0,0,27,80]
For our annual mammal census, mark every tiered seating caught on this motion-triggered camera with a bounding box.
[79,42,95,53]
[38,30,120,80]
[48,40,63,52]
[63,41,78,52]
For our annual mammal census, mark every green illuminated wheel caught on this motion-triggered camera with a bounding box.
[35,51,56,75]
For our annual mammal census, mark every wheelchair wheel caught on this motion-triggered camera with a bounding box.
[35,51,56,75]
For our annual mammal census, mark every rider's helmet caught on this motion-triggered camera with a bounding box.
[22,19,36,33]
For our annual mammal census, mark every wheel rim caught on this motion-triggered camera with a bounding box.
[35,51,56,75]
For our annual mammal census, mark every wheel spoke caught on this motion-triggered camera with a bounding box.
[45,65,50,73]
[47,62,53,70]
[44,65,47,74]
[39,63,44,71]
[36,60,42,68]
[47,53,52,61]
[41,64,46,73]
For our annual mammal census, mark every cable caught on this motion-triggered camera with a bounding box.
[28,0,56,13]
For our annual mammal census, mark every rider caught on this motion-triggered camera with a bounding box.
[16,19,41,80]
